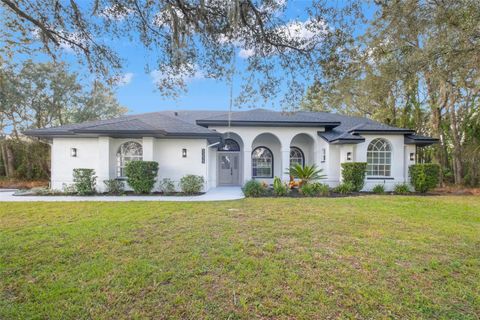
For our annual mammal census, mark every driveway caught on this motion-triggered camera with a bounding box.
[0,187,244,202]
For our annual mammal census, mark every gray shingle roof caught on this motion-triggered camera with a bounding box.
[24,108,434,145]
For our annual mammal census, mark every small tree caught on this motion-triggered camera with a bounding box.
[286,164,326,186]
[125,161,159,194]
[341,162,367,192]
[409,164,440,193]
[72,168,96,195]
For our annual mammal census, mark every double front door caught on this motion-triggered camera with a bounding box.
[218,152,240,185]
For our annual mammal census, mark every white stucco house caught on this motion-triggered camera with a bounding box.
[25,109,437,192]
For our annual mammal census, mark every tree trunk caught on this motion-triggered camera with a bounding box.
[1,143,15,178]
[0,144,9,177]
[447,94,464,185]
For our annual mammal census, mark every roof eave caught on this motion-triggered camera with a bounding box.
[404,136,439,146]
[197,120,340,128]
[330,139,366,145]
[351,129,416,134]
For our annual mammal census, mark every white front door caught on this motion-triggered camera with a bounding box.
[218,153,240,185]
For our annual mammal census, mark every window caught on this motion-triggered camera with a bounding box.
[252,147,273,178]
[116,141,142,178]
[367,138,392,177]
[289,147,304,167]
[219,138,240,151]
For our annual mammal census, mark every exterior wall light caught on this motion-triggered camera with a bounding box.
[182,148,187,158]
[71,148,77,157]
[346,152,352,161]
[410,153,415,161]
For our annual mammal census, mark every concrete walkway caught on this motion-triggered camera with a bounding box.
[0,187,244,202]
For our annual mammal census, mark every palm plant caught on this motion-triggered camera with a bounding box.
[286,163,326,186]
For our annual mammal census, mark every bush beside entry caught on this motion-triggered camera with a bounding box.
[273,177,289,196]
[72,168,96,195]
[242,180,267,197]
[103,179,125,195]
[125,161,159,194]
[409,164,440,193]
[341,162,367,192]
[179,175,204,194]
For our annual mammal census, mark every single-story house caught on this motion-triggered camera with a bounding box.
[25,109,437,192]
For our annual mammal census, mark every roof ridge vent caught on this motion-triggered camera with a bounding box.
[174,112,178,116]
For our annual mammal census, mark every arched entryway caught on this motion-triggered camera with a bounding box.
[290,133,315,167]
[217,132,243,186]
[251,133,282,180]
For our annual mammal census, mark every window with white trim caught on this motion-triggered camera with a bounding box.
[116,141,143,178]
[367,138,392,177]
[252,147,273,178]
[289,147,304,167]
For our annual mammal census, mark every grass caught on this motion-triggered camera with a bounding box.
[1,196,479,319]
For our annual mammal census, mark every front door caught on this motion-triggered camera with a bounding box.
[218,153,240,185]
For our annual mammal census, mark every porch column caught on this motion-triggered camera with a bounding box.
[243,148,252,183]
[142,137,154,161]
[281,148,291,181]
[97,136,111,192]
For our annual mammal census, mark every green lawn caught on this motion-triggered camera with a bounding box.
[1,197,479,319]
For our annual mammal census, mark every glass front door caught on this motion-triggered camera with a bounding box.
[218,153,240,185]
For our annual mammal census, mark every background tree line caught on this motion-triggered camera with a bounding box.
[0,60,127,179]
[302,0,480,187]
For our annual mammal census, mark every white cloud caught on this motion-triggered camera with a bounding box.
[115,72,134,86]
[31,28,80,53]
[238,48,255,59]
[150,64,204,85]
[99,5,133,21]
[278,19,327,47]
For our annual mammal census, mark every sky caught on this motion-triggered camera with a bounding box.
[101,1,318,114]
[11,1,375,116]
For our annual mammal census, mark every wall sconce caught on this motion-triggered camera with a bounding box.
[410,153,415,161]
[182,148,187,158]
[346,152,352,161]
[71,148,77,157]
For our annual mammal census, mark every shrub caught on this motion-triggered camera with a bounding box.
[273,177,289,196]
[72,168,96,195]
[333,182,355,194]
[299,183,316,197]
[242,180,267,197]
[394,183,411,194]
[341,162,367,192]
[179,175,204,194]
[300,182,330,197]
[372,184,385,194]
[159,178,176,195]
[103,179,125,194]
[409,164,440,193]
[125,161,159,194]
[62,183,77,195]
[314,183,330,196]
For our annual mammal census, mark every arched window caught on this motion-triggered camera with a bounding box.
[219,139,240,151]
[290,147,304,167]
[367,138,392,177]
[116,141,143,178]
[252,147,273,178]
